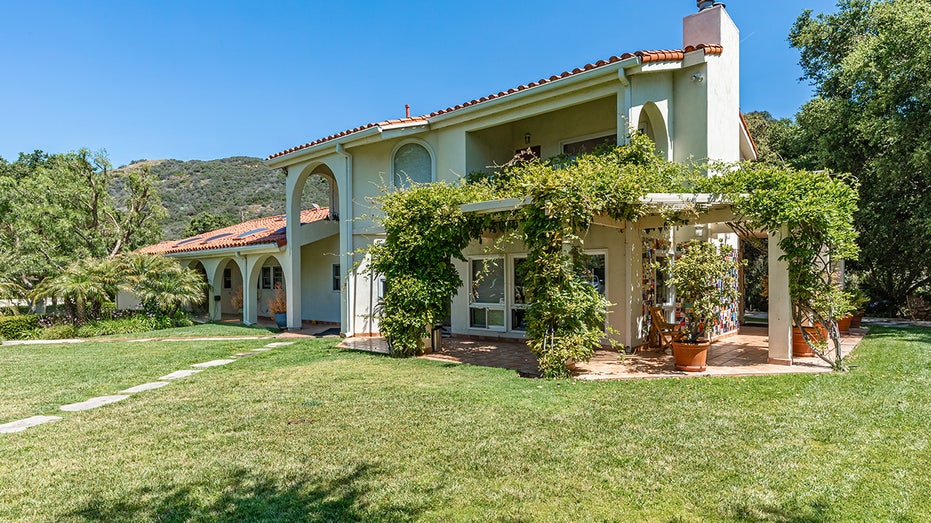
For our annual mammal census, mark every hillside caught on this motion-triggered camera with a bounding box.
[117,157,328,240]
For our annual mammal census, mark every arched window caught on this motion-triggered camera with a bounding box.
[393,142,433,187]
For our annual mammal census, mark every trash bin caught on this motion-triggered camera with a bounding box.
[431,324,443,352]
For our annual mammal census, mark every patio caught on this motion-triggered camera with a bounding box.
[339,326,867,380]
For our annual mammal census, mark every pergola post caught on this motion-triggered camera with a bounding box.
[768,226,793,365]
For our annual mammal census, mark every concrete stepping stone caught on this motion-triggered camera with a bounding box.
[121,381,170,393]
[265,342,295,348]
[0,415,62,434]
[159,369,203,380]
[191,359,235,368]
[60,395,129,412]
[233,352,258,357]
[252,348,272,352]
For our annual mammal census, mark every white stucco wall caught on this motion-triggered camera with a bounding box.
[299,233,341,323]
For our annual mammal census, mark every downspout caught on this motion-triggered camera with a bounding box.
[335,142,354,336]
[617,67,632,144]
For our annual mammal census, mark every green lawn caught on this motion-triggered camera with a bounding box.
[101,322,279,339]
[1,327,930,521]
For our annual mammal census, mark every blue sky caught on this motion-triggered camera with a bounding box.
[0,1,838,167]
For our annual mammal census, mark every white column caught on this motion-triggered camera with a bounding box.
[201,259,223,321]
[621,224,639,349]
[767,226,793,365]
[338,155,354,336]
[240,256,257,325]
[284,167,304,329]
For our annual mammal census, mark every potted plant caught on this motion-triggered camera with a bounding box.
[847,286,869,329]
[665,239,740,371]
[230,286,243,313]
[268,283,287,329]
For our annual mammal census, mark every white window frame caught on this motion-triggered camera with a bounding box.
[559,130,618,157]
[390,138,436,188]
[509,255,529,333]
[581,249,609,299]
[468,255,506,332]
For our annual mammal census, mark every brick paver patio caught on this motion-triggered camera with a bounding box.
[340,325,867,380]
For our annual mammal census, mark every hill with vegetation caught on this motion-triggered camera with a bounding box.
[117,157,328,240]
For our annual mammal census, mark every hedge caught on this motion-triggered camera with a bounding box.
[0,315,40,340]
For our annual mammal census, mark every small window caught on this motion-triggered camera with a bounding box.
[393,142,432,187]
[511,257,530,331]
[579,253,606,297]
[261,267,271,290]
[272,266,283,289]
[223,268,232,289]
[562,134,617,157]
[332,264,341,292]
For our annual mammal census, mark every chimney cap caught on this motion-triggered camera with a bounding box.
[697,1,725,11]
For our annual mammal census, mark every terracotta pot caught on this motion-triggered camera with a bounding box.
[850,311,864,329]
[671,340,711,372]
[792,325,826,357]
[836,316,852,334]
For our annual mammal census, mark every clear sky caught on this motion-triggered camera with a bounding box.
[0,0,838,167]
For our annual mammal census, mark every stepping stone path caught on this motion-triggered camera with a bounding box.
[60,395,129,412]
[191,359,236,368]
[159,369,204,380]
[0,415,62,433]
[4,338,291,434]
[121,382,170,393]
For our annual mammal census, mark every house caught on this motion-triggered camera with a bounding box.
[145,3,801,364]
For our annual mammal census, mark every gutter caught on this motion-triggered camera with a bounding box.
[164,242,284,259]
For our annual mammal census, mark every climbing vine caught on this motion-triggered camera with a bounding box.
[368,133,859,375]
[703,164,859,368]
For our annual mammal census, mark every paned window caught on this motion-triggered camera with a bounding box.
[562,134,617,157]
[469,257,505,330]
[393,143,432,187]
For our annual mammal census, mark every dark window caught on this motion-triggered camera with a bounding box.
[332,264,341,291]
[562,134,617,157]
[261,267,271,289]
[223,268,232,289]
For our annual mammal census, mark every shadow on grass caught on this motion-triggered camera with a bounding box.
[862,325,931,345]
[69,465,422,522]
[691,495,833,523]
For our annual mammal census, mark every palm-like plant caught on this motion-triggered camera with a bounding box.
[32,258,119,324]
[120,254,206,316]
[0,278,26,314]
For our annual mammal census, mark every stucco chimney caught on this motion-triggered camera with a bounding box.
[684,1,736,48]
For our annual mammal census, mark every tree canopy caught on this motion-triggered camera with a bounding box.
[0,149,166,289]
[789,0,931,313]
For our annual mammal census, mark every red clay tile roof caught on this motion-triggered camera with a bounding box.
[137,207,331,256]
[267,44,724,161]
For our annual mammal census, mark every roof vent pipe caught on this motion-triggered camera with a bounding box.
[405,104,411,118]
[697,1,725,10]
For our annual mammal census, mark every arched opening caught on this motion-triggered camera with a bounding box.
[186,260,209,318]
[392,141,434,188]
[637,102,669,159]
[297,163,338,220]
[251,255,287,319]
[217,259,245,318]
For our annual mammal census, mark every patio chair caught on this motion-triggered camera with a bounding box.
[649,306,684,350]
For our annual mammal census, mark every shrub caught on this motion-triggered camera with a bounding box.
[40,324,78,340]
[0,315,40,340]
